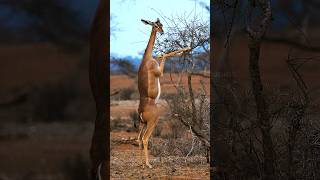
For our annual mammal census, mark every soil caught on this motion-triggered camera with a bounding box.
[110,99,210,179]
[110,131,210,179]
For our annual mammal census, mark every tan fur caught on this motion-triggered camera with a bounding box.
[137,20,191,168]
[137,19,165,168]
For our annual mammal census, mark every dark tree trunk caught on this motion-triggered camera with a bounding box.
[89,0,109,179]
[248,40,276,180]
[246,0,276,179]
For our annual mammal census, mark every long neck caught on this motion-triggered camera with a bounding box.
[144,27,157,58]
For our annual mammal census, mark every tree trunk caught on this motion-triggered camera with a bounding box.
[248,39,276,180]
[89,0,109,179]
[246,0,276,179]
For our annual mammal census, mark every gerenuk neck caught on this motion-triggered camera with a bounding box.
[143,28,157,59]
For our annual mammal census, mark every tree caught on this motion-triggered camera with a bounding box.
[155,10,210,152]
[211,0,320,179]
[246,1,275,179]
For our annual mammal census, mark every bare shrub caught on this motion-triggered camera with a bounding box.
[151,118,183,138]
[150,94,209,158]
[148,89,209,159]
[118,87,135,100]
[167,89,210,146]
[151,9,210,159]
[211,0,320,178]
[210,50,320,179]
[152,123,162,138]
[110,116,126,131]
[158,118,185,139]
[150,134,208,158]
[111,58,137,78]
[129,111,139,130]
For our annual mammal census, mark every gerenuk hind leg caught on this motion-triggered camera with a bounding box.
[141,109,159,168]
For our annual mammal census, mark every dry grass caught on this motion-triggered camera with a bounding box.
[110,132,209,179]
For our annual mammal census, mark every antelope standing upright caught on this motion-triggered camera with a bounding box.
[137,18,165,168]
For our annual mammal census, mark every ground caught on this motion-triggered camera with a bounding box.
[110,131,209,179]
[110,100,210,179]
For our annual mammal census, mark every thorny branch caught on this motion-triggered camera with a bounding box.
[154,11,210,151]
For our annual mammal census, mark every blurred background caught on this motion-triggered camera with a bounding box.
[212,0,320,179]
[0,0,99,179]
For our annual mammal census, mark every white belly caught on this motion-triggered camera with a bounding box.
[155,77,161,103]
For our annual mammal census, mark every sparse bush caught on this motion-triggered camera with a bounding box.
[118,88,135,100]
[152,9,210,156]
[154,118,185,139]
[166,89,210,146]
[111,58,137,77]
[111,117,126,131]
[150,115,208,158]
[129,111,139,130]
[152,123,162,137]
[169,118,185,139]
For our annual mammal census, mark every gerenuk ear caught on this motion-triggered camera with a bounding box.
[141,19,153,25]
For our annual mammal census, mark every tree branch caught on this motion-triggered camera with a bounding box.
[263,35,320,52]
